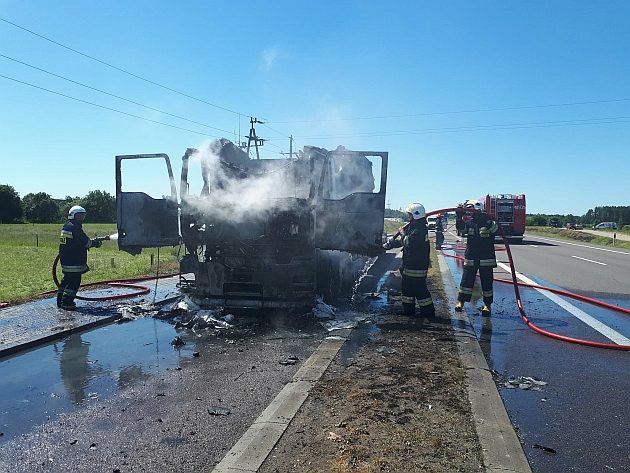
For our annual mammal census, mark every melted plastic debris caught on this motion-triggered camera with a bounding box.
[153,296,235,333]
[170,336,186,347]
[207,406,231,416]
[376,346,397,355]
[503,376,548,391]
[324,320,359,331]
[322,311,369,332]
[312,296,336,319]
[118,303,159,321]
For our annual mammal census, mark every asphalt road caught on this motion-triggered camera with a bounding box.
[514,234,630,296]
[0,310,329,472]
[442,231,630,473]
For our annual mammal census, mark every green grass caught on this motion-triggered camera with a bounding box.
[526,226,630,250]
[384,218,405,235]
[0,223,180,303]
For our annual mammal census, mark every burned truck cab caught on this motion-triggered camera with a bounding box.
[116,139,388,309]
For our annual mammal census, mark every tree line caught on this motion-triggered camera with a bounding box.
[526,206,630,228]
[0,184,115,224]
[386,206,629,228]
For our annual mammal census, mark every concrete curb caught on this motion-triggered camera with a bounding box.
[211,330,352,473]
[437,252,532,473]
[0,313,121,359]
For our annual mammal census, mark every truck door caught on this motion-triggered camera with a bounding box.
[313,151,388,256]
[116,154,180,255]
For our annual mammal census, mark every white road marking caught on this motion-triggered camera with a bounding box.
[571,255,607,266]
[496,262,630,345]
[526,235,630,256]
[528,244,539,248]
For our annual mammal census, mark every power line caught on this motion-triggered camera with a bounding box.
[0,73,221,138]
[265,98,630,124]
[260,121,290,138]
[0,16,247,117]
[280,115,630,140]
[0,53,235,135]
[258,122,299,155]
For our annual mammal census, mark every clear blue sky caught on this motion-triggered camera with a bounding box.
[1,0,629,216]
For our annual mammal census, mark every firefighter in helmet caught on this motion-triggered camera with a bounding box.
[57,205,103,310]
[455,200,498,315]
[435,213,445,249]
[383,203,434,317]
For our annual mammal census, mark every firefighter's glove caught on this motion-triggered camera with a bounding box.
[91,238,103,248]
[383,237,395,250]
[479,227,490,237]
[383,237,402,250]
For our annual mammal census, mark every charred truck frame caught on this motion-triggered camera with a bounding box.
[115,139,388,309]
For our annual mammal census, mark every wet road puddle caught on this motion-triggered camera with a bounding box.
[0,317,198,441]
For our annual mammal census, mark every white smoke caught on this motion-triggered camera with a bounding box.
[183,141,305,224]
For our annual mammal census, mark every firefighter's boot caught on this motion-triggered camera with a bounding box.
[481,304,491,315]
[402,303,416,316]
[455,301,464,312]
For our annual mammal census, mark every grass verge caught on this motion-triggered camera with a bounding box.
[0,224,180,303]
[526,226,630,250]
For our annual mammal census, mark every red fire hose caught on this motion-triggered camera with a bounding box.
[430,206,630,351]
[52,254,151,301]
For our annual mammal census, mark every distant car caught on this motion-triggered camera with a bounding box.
[566,223,577,230]
[426,216,437,230]
[549,219,561,228]
[593,222,617,230]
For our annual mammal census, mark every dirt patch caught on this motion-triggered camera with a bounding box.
[260,277,484,473]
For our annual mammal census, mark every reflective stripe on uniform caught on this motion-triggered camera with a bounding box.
[479,258,497,267]
[402,296,415,304]
[62,288,77,297]
[483,290,493,298]
[417,297,433,307]
[61,264,88,273]
[403,268,428,278]
[463,259,475,267]
[458,286,473,295]
[61,230,73,238]
[489,221,498,233]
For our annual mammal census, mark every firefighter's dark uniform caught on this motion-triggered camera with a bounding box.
[57,220,94,308]
[457,212,498,306]
[397,219,435,316]
[435,216,445,249]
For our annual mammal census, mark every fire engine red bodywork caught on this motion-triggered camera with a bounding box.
[480,194,526,241]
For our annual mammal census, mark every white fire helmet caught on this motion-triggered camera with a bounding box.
[405,202,426,220]
[68,205,87,219]
[465,200,484,212]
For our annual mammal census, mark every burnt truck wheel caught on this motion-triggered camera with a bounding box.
[316,253,341,304]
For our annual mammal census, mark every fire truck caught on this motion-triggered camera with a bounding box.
[480,194,526,243]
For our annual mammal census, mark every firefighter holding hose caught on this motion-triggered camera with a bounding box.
[383,203,435,317]
[455,200,498,315]
[56,205,103,310]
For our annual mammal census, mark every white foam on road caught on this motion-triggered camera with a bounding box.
[496,262,630,345]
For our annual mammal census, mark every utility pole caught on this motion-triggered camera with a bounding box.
[280,135,296,159]
[243,117,265,159]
